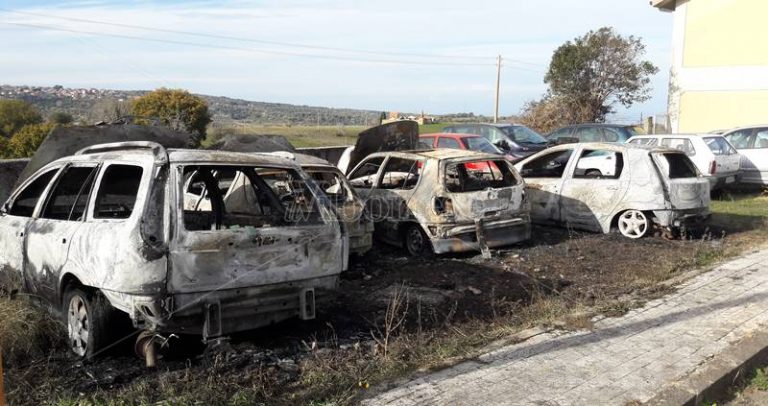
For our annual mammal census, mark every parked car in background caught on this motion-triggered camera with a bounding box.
[418,133,501,154]
[442,123,549,159]
[514,142,710,239]
[271,152,373,257]
[627,134,741,191]
[547,123,644,144]
[0,142,345,357]
[721,125,768,186]
[346,149,531,255]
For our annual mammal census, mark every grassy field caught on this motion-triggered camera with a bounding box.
[204,123,454,149]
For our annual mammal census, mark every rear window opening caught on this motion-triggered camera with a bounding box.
[445,160,518,193]
[182,165,323,231]
[656,153,699,179]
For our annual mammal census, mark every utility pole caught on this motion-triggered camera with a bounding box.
[494,55,502,123]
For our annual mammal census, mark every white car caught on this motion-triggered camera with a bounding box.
[627,134,741,191]
[515,142,710,239]
[1,141,345,357]
[721,125,768,186]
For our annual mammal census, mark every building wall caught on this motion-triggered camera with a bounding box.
[668,0,768,132]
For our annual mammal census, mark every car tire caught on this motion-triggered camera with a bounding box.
[617,210,651,239]
[63,287,113,358]
[403,224,433,257]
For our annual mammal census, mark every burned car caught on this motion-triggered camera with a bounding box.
[346,149,531,255]
[0,142,345,357]
[282,152,373,257]
[514,142,710,239]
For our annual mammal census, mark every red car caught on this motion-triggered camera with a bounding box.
[420,133,510,170]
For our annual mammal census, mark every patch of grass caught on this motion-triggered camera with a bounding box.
[418,123,450,134]
[711,192,768,218]
[0,270,65,366]
[203,124,366,148]
[748,367,768,391]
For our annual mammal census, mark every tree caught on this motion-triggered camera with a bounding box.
[50,111,74,125]
[131,88,212,147]
[0,100,43,138]
[543,27,658,122]
[5,123,55,158]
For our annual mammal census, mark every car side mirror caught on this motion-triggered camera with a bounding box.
[495,140,510,150]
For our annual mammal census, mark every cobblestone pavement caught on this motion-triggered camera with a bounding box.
[364,248,768,406]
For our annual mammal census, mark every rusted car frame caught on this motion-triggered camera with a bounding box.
[347,149,531,255]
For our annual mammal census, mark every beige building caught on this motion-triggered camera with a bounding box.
[652,0,768,132]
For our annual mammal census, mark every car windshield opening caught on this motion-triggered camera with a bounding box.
[445,160,518,193]
[182,165,323,231]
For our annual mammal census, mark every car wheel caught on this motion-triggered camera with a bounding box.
[64,287,112,358]
[404,224,433,256]
[617,210,651,239]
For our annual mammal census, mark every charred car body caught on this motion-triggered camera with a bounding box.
[347,149,531,255]
[514,142,711,238]
[0,142,345,356]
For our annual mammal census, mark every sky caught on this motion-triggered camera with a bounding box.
[0,0,674,121]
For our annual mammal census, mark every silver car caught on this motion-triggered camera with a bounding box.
[722,125,768,186]
[0,142,345,357]
[515,142,710,238]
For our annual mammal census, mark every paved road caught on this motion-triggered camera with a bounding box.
[364,248,768,405]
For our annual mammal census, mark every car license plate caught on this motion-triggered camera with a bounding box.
[726,176,735,184]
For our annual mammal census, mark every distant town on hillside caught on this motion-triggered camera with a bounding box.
[0,84,496,127]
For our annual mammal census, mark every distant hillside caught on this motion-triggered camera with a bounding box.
[0,84,383,126]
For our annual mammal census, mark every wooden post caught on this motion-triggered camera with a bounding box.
[645,116,654,134]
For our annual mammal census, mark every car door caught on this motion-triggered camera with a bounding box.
[560,147,627,232]
[516,148,574,224]
[703,137,741,179]
[0,167,60,291]
[374,157,422,243]
[724,129,763,184]
[24,164,99,304]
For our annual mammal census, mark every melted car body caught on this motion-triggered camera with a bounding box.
[514,142,710,238]
[0,142,344,356]
[347,149,531,255]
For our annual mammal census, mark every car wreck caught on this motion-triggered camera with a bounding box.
[275,152,374,257]
[347,149,531,256]
[0,141,345,357]
[514,142,711,238]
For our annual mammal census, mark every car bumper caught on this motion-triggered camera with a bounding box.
[706,173,740,190]
[428,216,531,254]
[127,275,339,339]
[652,208,711,228]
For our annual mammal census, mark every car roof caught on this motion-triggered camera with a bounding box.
[721,125,768,134]
[420,132,482,138]
[444,123,523,128]
[543,141,682,153]
[557,123,633,129]
[364,148,500,161]
[628,134,720,139]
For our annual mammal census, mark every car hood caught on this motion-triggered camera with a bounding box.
[346,121,419,174]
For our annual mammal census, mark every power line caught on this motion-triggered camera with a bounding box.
[0,7,541,67]
[2,21,503,67]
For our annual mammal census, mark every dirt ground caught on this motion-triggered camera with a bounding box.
[2,208,765,405]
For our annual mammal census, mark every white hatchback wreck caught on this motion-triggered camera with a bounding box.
[514,142,711,238]
[0,142,345,357]
[347,149,531,255]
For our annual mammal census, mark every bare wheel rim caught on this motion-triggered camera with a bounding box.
[618,210,648,239]
[68,295,89,356]
[406,226,425,254]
